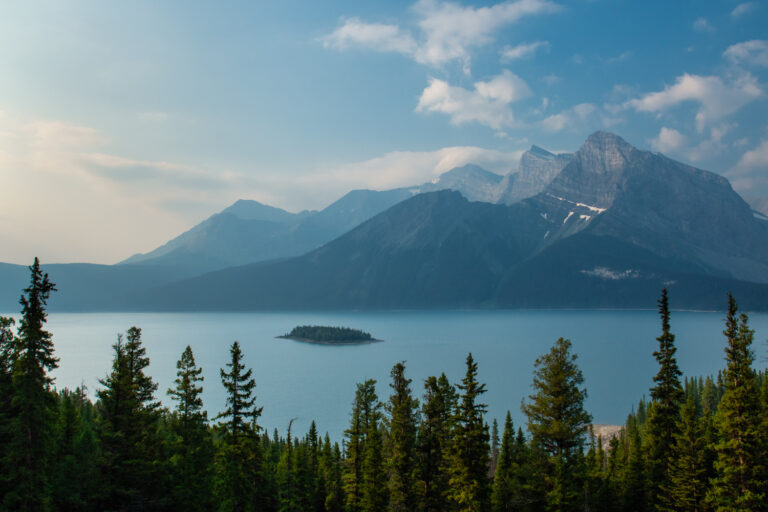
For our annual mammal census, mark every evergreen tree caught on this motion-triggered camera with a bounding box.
[646,288,684,509]
[522,338,592,512]
[214,341,264,512]
[96,327,164,509]
[707,295,765,511]
[417,373,456,512]
[167,345,213,511]
[491,412,518,512]
[362,416,388,512]
[343,379,380,512]
[661,396,707,512]
[0,316,16,501]
[490,419,500,478]
[448,353,491,512]
[386,361,419,512]
[3,258,58,511]
[623,418,647,512]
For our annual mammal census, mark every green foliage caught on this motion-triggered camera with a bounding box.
[343,378,381,512]
[447,353,491,512]
[646,288,684,509]
[417,373,456,512]
[707,295,765,511]
[386,361,419,512]
[4,258,58,511]
[522,338,592,512]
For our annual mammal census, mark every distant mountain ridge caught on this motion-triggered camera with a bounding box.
[2,131,767,311]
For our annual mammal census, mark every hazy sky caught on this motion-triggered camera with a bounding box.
[1,0,767,264]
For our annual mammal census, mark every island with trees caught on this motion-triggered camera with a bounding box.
[278,325,381,344]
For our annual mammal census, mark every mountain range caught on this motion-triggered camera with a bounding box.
[2,131,767,311]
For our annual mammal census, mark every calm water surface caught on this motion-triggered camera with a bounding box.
[14,310,768,440]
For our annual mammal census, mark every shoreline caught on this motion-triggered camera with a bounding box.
[276,335,383,345]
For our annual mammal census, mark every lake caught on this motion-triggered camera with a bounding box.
[8,310,768,441]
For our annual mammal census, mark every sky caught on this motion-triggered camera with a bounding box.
[1,0,767,264]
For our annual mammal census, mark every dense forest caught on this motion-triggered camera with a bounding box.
[1,258,767,511]
[280,326,375,343]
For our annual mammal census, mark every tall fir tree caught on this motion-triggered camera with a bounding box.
[362,416,388,512]
[661,396,708,512]
[646,288,684,509]
[448,353,491,512]
[491,412,519,512]
[167,345,213,511]
[96,327,164,509]
[522,338,592,512]
[3,258,58,511]
[707,295,765,511]
[343,379,380,512]
[0,315,16,502]
[417,373,456,512]
[215,340,265,512]
[386,361,419,512]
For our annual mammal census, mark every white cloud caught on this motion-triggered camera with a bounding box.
[692,17,715,33]
[322,0,559,72]
[724,40,768,67]
[687,123,735,162]
[299,146,524,193]
[320,18,417,54]
[651,127,686,154]
[731,2,758,18]
[733,138,768,171]
[625,72,762,132]
[416,70,531,129]
[539,103,596,132]
[500,41,549,60]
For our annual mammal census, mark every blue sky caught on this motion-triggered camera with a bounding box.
[1,0,767,263]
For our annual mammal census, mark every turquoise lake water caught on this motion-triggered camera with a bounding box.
[9,310,768,440]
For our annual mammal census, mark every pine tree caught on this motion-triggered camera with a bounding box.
[0,316,16,501]
[167,345,213,511]
[362,416,388,512]
[417,373,456,512]
[343,379,380,512]
[646,288,684,509]
[522,338,592,512]
[707,295,765,511]
[623,418,647,512]
[3,258,58,510]
[490,419,500,478]
[661,396,707,512]
[214,341,264,512]
[386,361,419,512]
[491,412,518,512]
[448,353,491,512]
[96,327,164,509]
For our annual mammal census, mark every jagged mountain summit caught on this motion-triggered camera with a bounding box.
[129,131,768,311]
[496,145,573,205]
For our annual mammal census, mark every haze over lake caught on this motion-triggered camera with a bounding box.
[14,309,766,440]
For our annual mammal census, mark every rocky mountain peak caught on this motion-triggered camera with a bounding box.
[574,131,636,175]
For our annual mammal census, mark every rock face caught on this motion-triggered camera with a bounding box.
[420,164,503,202]
[496,146,573,205]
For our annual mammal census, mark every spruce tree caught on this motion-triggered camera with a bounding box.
[707,295,765,511]
[3,258,58,510]
[661,396,707,512]
[386,361,418,512]
[522,338,592,512]
[646,288,683,509]
[417,373,456,512]
[343,379,380,512]
[362,416,388,512]
[0,316,15,501]
[215,341,264,512]
[168,345,213,511]
[448,353,491,512]
[96,327,164,509]
[491,412,518,512]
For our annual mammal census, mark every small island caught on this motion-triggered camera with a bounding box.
[278,325,381,345]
